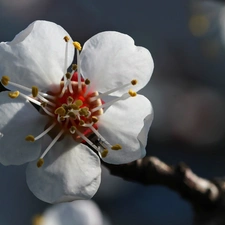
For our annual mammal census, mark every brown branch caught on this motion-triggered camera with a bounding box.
[103,156,225,224]
[102,157,225,211]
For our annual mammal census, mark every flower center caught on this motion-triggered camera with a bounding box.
[46,78,103,141]
[1,36,138,168]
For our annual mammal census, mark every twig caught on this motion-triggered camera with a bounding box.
[102,156,225,210]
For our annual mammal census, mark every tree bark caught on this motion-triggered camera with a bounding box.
[103,156,225,225]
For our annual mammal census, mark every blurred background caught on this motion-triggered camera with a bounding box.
[1,0,225,224]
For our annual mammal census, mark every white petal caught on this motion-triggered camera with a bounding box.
[80,31,153,96]
[42,200,104,225]
[26,136,101,204]
[0,91,48,165]
[0,20,74,92]
[98,95,153,164]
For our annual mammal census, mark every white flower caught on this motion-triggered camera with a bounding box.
[0,20,154,203]
[32,200,108,225]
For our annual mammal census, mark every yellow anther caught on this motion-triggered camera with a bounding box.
[101,149,108,158]
[91,116,98,123]
[62,104,69,110]
[67,96,74,104]
[79,120,85,126]
[68,111,76,119]
[72,64,77,70]
[66,72,71,79]
[131,79,138,85]
[32,214,44,225]
[64,36,70,42]
[1,76,9,86]
[32,86,39,97]
[79,107,89,117]
[75,99,83,107]
[70,126,76,134]
[128,89,137,97]
[111,144,122,150]
[8,91,20,99]
[37,158,44,168]
[70,104,79,110]
[73,41,82,51]
[54,106,66,116]
[25,135,35,142]
[85,79,90,85]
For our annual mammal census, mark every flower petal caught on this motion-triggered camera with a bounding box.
[80,31,154,96]
[0,20,74,92]
[0,91,48,165]
[98,94,153,164]
[42,200,104,225]
[26,136,101,203]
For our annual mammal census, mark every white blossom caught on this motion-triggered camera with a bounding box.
[0,20,154,203]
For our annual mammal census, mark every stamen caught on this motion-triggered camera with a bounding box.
[73,41,82,51]
[68,111,76,119]
[2,77,33,92]
[26,122,57,142]
[128,89,137,97]
[68,80,73,94]
[70,126,76,134]
[37,158,44,168]
[41,105,55,117]
[59,86,67,98]
[39,128,65,160]
[72,64,77,71]
[101,149,108,158]
[75,99,83,107]
[79,107,90,117]
[64,36,70,42]
[70,104,79,110]
[79,119,85,126]
[63,36,70,90]
[131,79,138,85]
[85,79,90,85]
[25,135,35,142]
[73,42,82,92]
[66,72,71,79]
[90,79,138,101]
[91,92,131,113]
[74,128,100,152]
[89,126,107,143]
[77,51,82,91]
[57,115,65,123]
[38,92,56,100]
[54,106,66,116]
[67,96,74,104]
[15,91,42,106]
[8,91,20,98]
[84,79,91,97]
[111,144,122,150]
[91,116,98,123]
[1,76,9,86]
[32,86,39,97]
[37,94,56,107]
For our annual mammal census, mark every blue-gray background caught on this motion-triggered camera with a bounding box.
[1,0,225,224]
